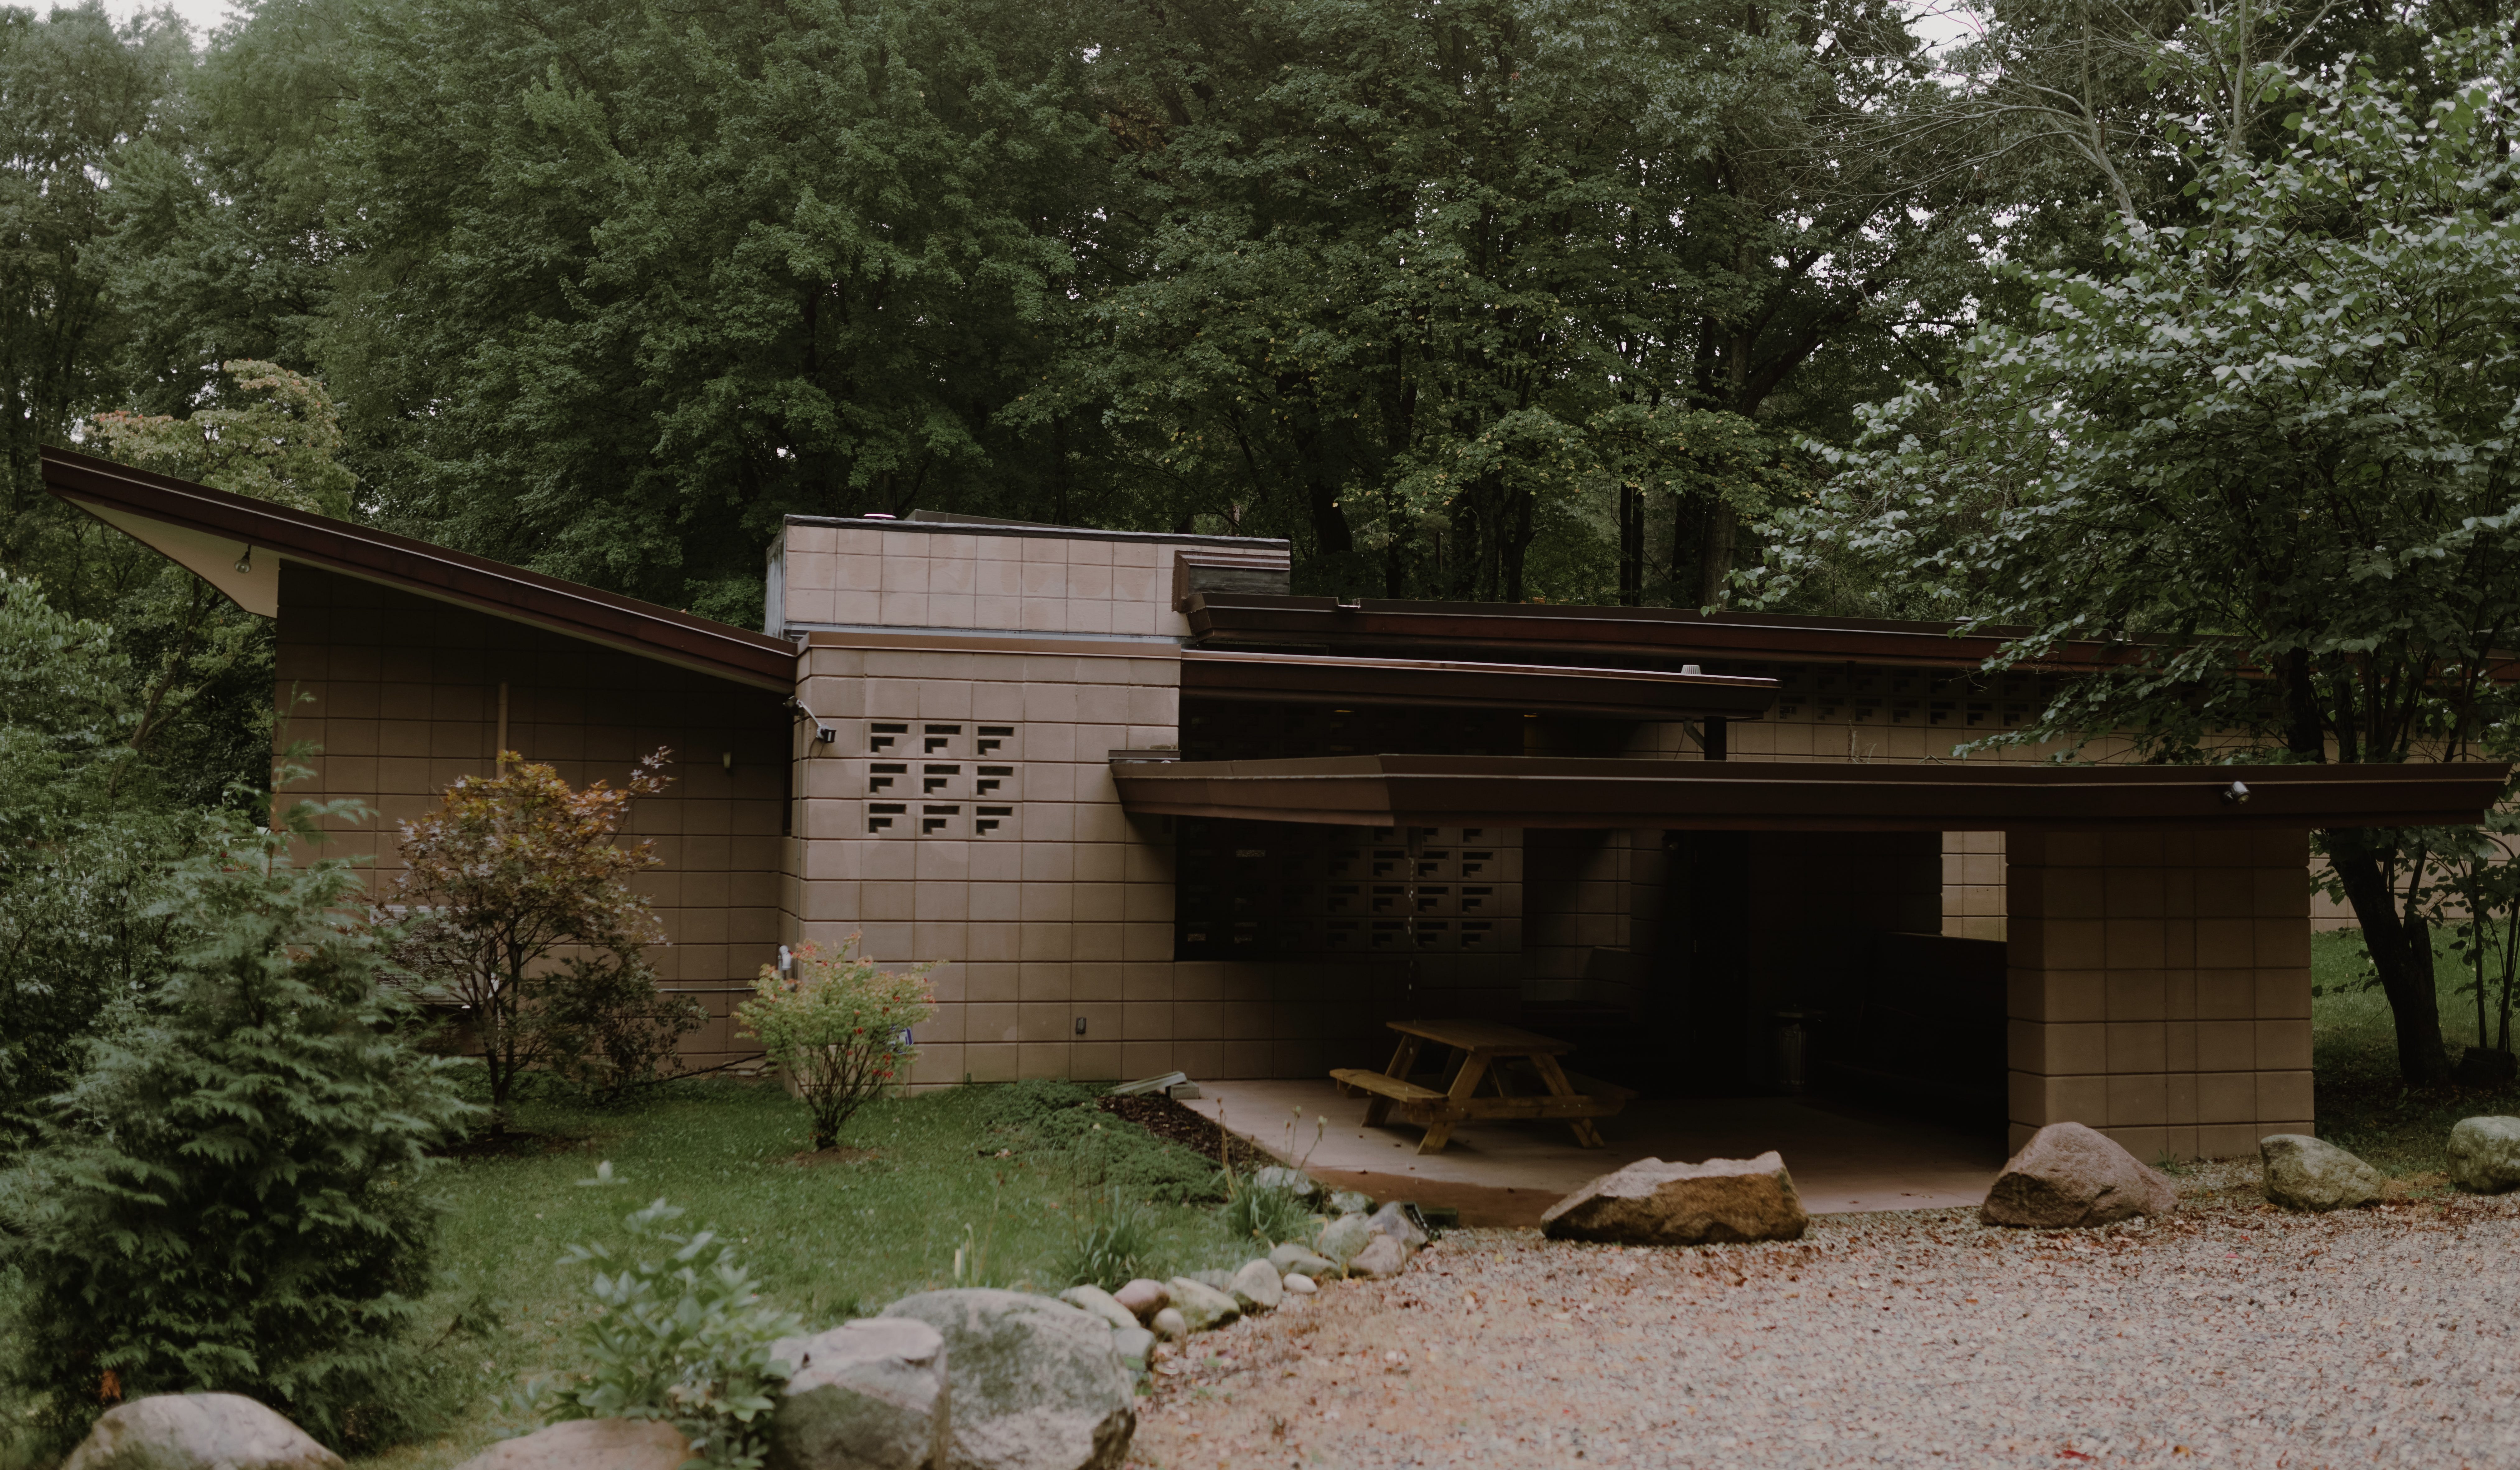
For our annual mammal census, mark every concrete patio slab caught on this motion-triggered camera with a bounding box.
[1181,1079,2006,1225]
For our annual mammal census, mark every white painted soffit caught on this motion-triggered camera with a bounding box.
[70,495,797,692]
[83,502,280,617]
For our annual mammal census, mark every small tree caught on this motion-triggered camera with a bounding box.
[736,938,936,1150]
[0,796,475,1451]
[395,750,700,1119]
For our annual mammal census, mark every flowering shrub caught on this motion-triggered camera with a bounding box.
[736,938,936,1149]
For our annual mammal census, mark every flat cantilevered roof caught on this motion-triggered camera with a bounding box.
[41,445,796,691]
[1182,592,2135,672]
[1179,649,1777,720]
[1110,754,2509,831]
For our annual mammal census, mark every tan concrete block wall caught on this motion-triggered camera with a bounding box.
[786,639,1184,1086]
[775,521,1245,640]
[273,565,792,1071]
[1943,831,2008,942]
[2004,828,2314,1160]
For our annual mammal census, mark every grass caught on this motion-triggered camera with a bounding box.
[3,1076,1271,1470]
[2311,926,2520,1176]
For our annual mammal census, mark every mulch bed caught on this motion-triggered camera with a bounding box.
[1096,1093,1280,1172]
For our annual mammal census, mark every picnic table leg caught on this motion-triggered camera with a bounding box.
[1531,1054,1606,1148]
[1416,1053,1491,1155]
[1364,1034,1423,1127]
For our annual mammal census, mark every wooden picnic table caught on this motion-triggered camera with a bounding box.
[1329,1018,1632,1155]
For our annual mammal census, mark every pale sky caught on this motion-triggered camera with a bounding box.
[100,0,241,41]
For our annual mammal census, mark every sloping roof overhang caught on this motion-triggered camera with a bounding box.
[41,446,796,691]
[1180,648,1777,720]
[1110,754,2509,832]
[1183,593,2133,673]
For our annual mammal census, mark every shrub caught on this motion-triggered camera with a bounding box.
[736,937,936,1150]
[1057,1190,1160,1290]
[547,1188,801,1470]
[0,798,475,1451]
[1217,1183,1314,1251]
[394,749,703,1119]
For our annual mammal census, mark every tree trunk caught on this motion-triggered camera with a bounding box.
[1698,499,1735,608]
[1617,485,1642,606]
[2327,831,2452,1084]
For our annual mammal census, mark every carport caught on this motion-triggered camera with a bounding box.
[1117,754,2506,1165]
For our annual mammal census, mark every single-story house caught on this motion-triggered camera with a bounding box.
[44,444,2506,1158]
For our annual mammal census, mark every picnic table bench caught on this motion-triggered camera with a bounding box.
[1331,1018,1634,1155]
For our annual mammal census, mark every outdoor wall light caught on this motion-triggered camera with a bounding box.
[1074,1016,1089,1035]
[786,697,838,744]
[234,545,253,574]
[2222,780,2252,805]
[721,750,735,774]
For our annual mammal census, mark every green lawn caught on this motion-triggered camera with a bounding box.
[3,1078,1260,1470]
[2311,926,2520,1176]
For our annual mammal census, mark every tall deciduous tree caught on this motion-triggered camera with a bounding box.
[1061,0,1979,604]
[1754,28,2520,1082]
[322,0,1113,620]
[0,5,190,595]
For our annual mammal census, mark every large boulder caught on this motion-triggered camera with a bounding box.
[1981,1123,2177,1228]
[450,1420,692,1470]
[880,1290,1132,1470]
[65,1395,345,1470]
[1163,1276,1240,1332]
[1226,1259,1283,1312]
[1109,1280,1168,1323]
[1541,1153,1809,1246]
[2260,1134,2381,1212]
[1247,1166,1319,1202]
[2448,1116,2520,1193]
[766,1318,951,1470]
[1365,1202,1429,1249]
[1346,1234,1414,1279]
[1315,1215,1374,1267]
[1053,1287,1138,1334]
[1265,1244,1337,1279]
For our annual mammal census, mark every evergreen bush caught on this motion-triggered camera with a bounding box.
[0,796,476,1451]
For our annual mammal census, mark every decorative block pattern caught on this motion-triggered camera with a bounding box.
[2004,828,2316,1160]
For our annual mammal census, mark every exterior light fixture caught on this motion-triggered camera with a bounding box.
[2222,780,2252,805]
[1681,663,1701,675]
[234,545,253,574]
[786,697,838,744]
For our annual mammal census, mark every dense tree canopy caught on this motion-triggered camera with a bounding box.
[1753,26,2520,1080]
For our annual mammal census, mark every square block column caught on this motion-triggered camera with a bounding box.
[2005,829,2313,1160]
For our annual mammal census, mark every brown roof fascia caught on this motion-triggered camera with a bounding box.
[803,628,1182,661]
[1110,753,2508,832]
[42,446,796,691]
[1182,593,2136,673]
[1179,648,1778,720]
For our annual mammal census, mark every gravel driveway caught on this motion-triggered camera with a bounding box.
[1128,1168,2520,1468]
